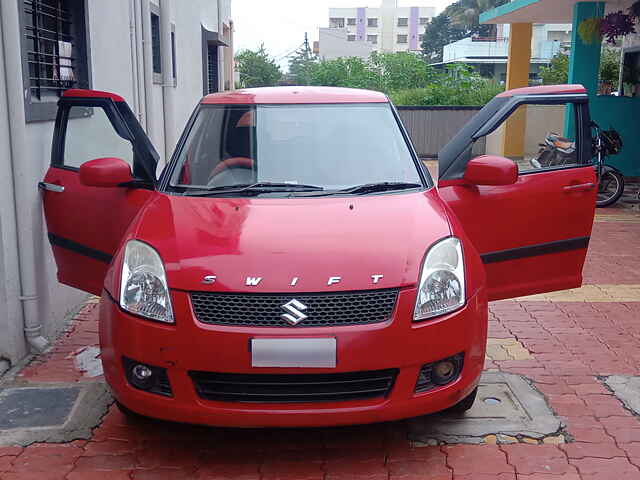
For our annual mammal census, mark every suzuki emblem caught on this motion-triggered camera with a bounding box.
[280,299,308,326]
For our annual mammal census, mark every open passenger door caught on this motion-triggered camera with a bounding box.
[40,89,159,295]
[437,85,597,301]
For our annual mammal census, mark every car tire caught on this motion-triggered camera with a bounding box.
[115,400,146,421]
[446,387,478,414]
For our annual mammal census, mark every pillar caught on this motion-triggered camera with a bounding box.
[502,23,533,158]
[565,1,605,136]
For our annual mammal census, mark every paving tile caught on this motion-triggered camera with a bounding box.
[444,445,513,476]
[131,468,199,479]
[559,442,627,459]
[8,444,82,473]
[260,461,325,480]
[500,444,575,475]
[73,454,137,471]
[569,456,640,477]
[452,473,515,480]
[67,471,132,480]
[514,474,580,480]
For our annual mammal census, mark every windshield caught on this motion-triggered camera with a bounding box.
[168,103,426,194]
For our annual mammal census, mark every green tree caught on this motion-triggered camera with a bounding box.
[369,51,436,91]
[539,53,570,85]
[307,57,379,90]
[600,47,621,87]
[288,46,318,85]
[420,13,467,63]
[447,0,509,37]
[235,45,282,87]
[389,64,503,106]
[540,47,621,89]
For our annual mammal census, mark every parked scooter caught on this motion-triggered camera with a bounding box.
[530,133,577,169]
[530,125,624,207]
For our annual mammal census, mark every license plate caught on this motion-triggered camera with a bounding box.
[251,338,337,368]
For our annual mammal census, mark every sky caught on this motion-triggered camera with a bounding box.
[232,0,457,69]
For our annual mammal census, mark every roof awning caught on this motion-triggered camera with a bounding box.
[480,0,602,24]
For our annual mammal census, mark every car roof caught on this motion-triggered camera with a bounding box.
[497,84,587,97]
[201,86,389,105]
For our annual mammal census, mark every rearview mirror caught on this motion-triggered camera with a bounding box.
[79,157,133,188]
[464,155,518,186]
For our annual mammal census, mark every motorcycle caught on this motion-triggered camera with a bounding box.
[592,123,624,208]
[530,125,624,207]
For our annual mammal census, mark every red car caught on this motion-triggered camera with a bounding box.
[41,85,596,427]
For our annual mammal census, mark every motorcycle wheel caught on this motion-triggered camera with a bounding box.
[596,170,625,207]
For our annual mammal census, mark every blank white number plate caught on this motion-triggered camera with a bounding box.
[251,338,337,368]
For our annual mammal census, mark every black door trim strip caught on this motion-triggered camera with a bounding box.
[48,233,113,264]
[481,236,590,264]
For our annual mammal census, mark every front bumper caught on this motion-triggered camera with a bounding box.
[100,287,487,428]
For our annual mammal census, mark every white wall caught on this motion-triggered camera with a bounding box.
[0,0,232,368]
[319,28,374,60]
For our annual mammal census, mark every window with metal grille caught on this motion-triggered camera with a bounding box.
[151,12,162,79]
[397,34,408,44]
[347,34,356,42]
[367,18,378,28]
[397,17,408,27]
[21,0,90,122]
[207,45,218,94]
[170,25,177,83]
[347,17,356,26]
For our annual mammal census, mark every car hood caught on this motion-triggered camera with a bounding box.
[132,189,451,292]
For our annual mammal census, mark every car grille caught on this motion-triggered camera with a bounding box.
[190,289,399,327]
[189,369,399,403]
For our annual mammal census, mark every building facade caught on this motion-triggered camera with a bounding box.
[0,0,234,373]
[441,23,572,82]
[319,0,435,59]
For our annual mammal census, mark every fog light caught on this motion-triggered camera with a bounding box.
[415,353,464,393]
[132,364,152,380]
[432,360,458,385]
[123,357,173,397]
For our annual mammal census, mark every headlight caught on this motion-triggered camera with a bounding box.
[414,237,465,321]
[119,240,174,323]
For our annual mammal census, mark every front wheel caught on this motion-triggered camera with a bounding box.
[446,387,478,414]
[597,170,625,207]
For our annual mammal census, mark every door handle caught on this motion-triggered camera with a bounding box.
[563,182,595,192]
[38,182,65,193]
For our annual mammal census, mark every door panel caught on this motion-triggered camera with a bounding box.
[438,93,596,301]
[439,166,596,301]
[42,169,152,295]
[42,90,157,295]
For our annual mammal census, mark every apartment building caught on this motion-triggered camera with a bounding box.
[441,23,573,82]
[319,0,435,59]
[0,0,234,372]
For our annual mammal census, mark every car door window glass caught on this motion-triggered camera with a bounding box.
[63,106,134,169]
[472,103,581,174]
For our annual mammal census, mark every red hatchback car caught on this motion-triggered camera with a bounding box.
[41,85,596,427]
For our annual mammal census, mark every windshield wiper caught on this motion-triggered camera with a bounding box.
[338,182,422,195]
[181,182,325,196]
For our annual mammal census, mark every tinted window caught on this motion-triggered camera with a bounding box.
[170,103,423,191]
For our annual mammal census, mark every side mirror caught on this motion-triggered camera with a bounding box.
[463,155,518,186]
[79,157,133,188]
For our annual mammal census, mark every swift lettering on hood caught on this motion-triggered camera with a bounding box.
[202,275,385,286]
